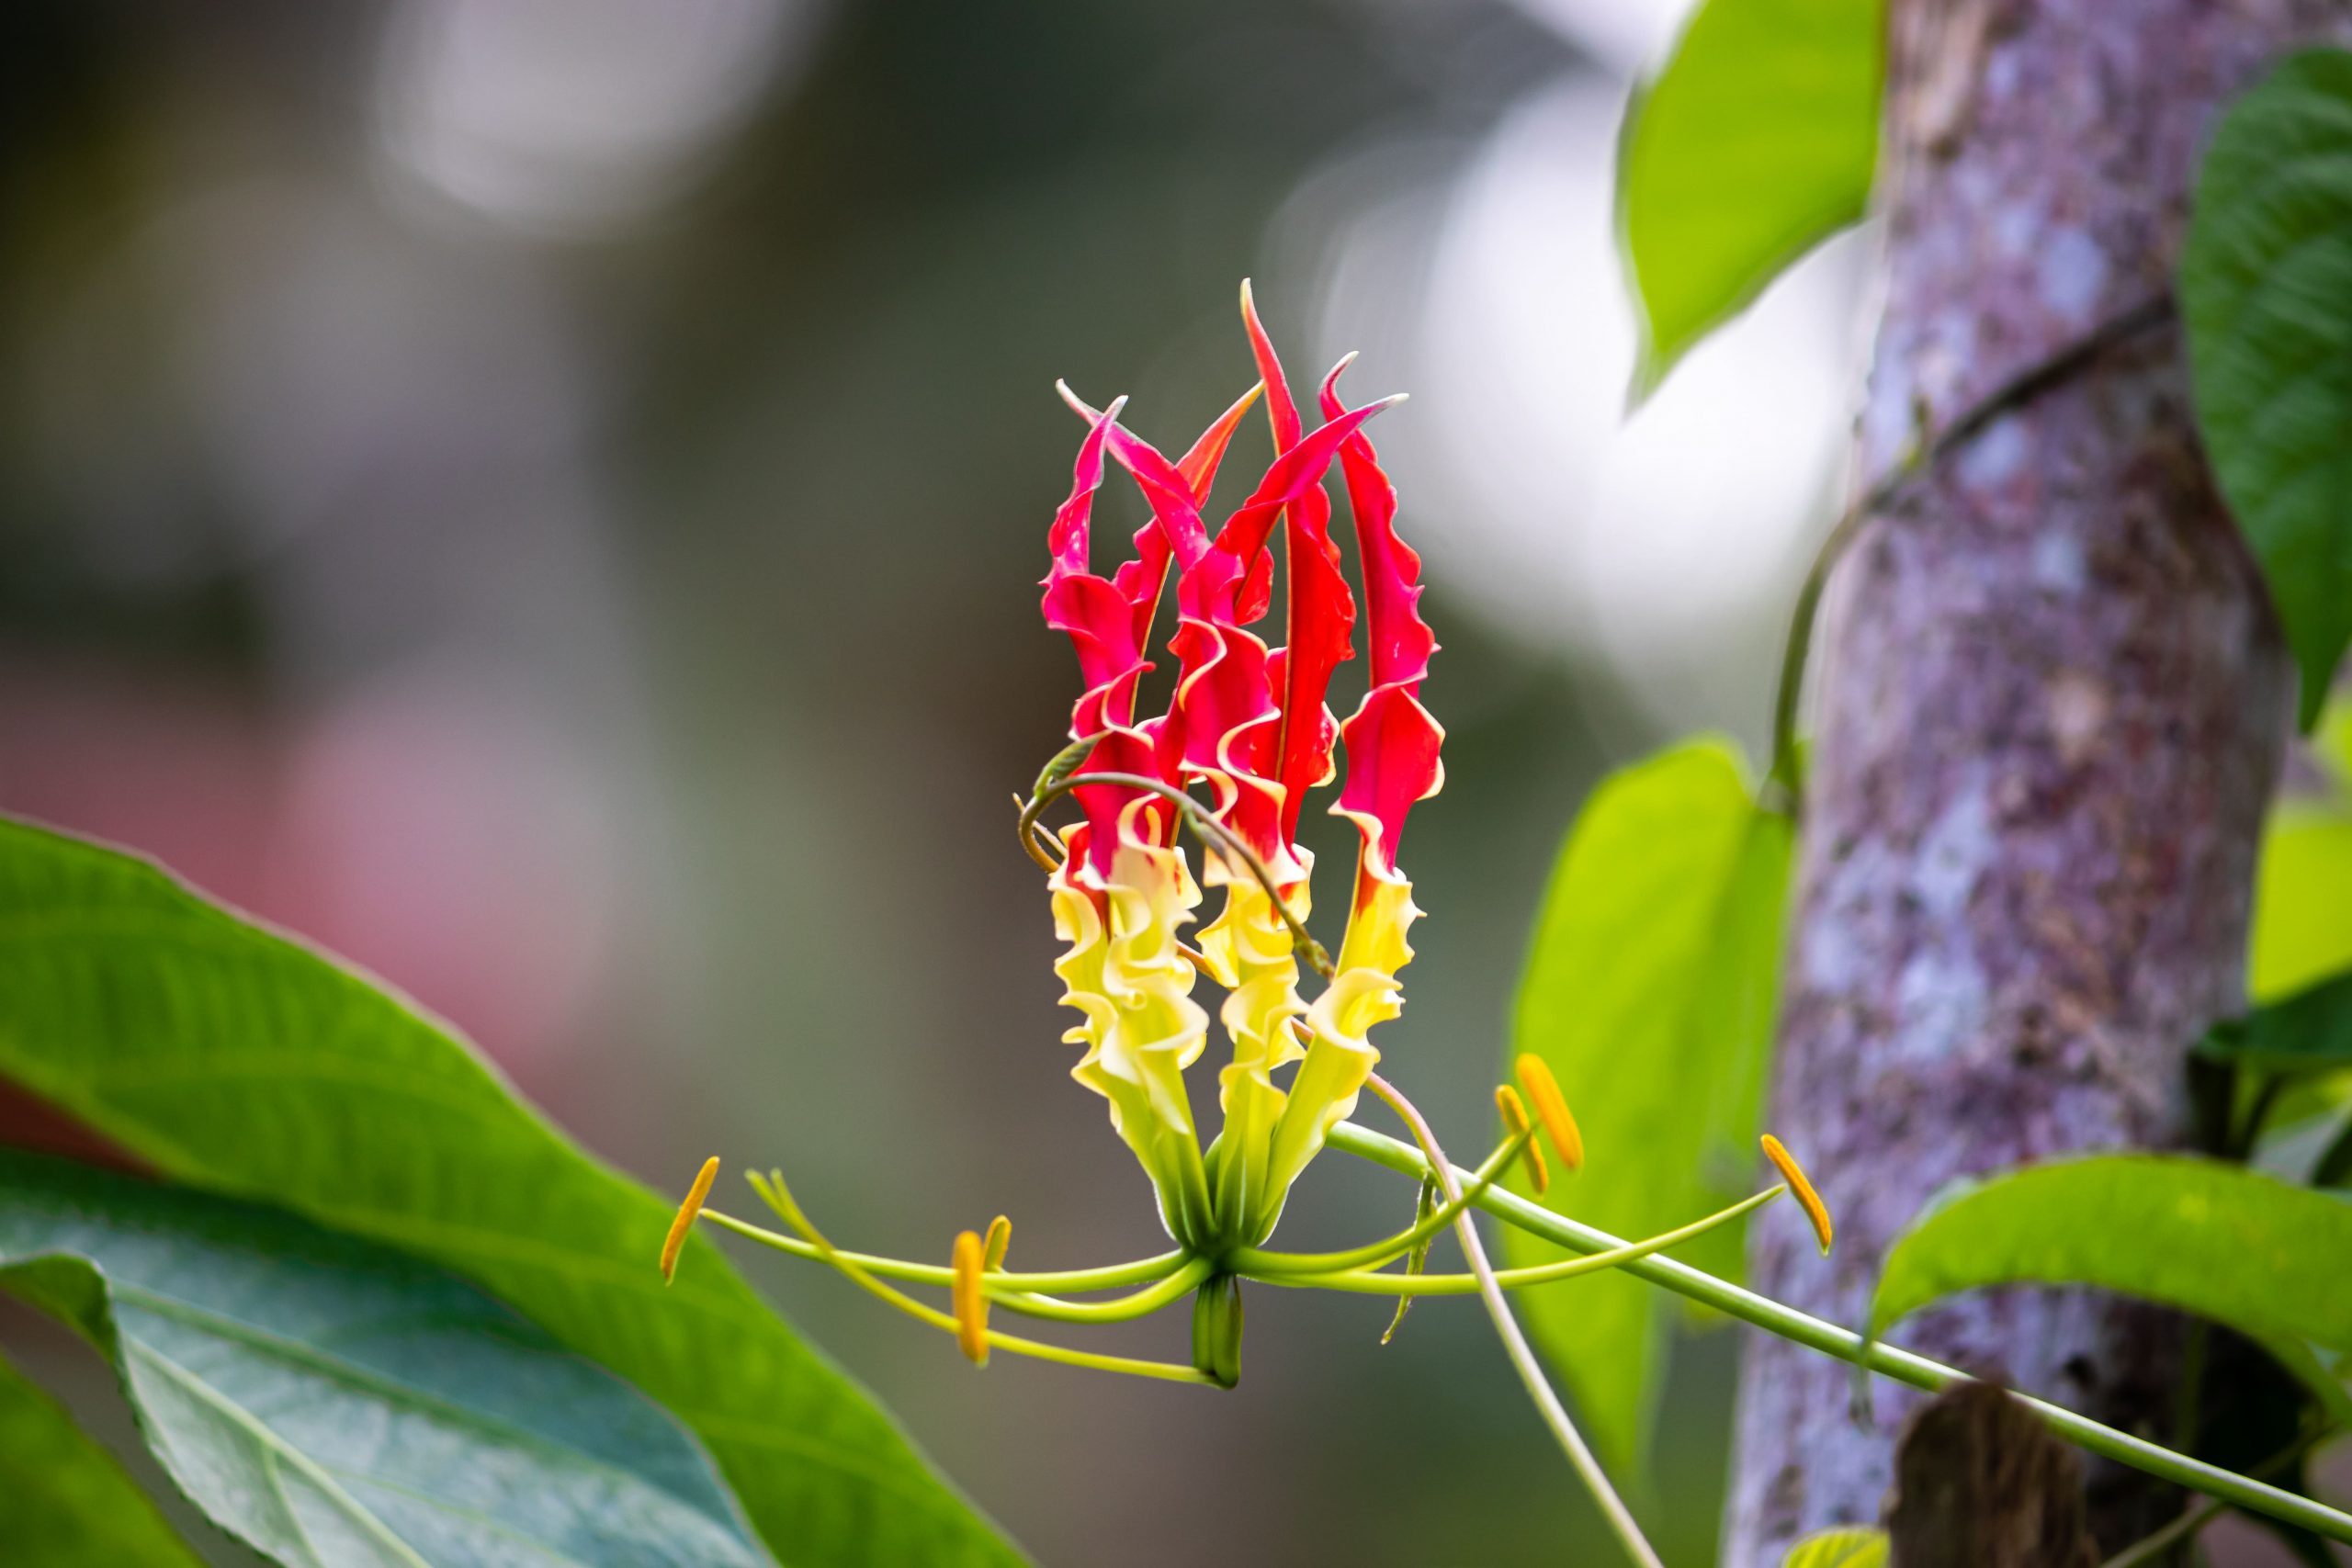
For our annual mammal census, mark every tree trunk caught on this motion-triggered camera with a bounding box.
[1724,3,2337,1562]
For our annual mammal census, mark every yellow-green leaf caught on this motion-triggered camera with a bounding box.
[1781,1527,1888,1568]
[1504,739,1792,1476]
[1871,1155,2352,1358]
[1621,0,1883,391]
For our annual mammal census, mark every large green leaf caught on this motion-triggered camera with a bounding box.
[2182,49,2352,728]
[1619,0,1883,390]
[0,1340,204,1565]
[0,1151,766,1567]
[0,820,1020,1567]
[1871,1154,2352,1357]
[1504,739,1793,1475]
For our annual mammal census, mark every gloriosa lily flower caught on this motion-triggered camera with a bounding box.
[1036,284,1442,1254]
[659,287,1832,1568]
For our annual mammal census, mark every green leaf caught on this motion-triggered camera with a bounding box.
[0,1341,204,1566]
[2252,698,2352,1001]
[2182,49,2352,728]
[2200,970,2352,1076]
[0,1150,768,1568]
[1620,0,1883,390]
[1780,1528,1888,1568]
[1504,739,1793,1476]
[1871,1154,2352,1359]
[2254,811,2352,1001]
[0,819,1021,1567]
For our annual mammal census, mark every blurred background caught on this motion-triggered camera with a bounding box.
[0,1,1875,1562]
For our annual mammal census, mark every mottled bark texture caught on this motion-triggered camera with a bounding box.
[1884,1383,2096,1568]
[1725,3,2341,1562]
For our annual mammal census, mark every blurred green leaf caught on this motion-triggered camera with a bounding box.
[1780,1528,1887,1568]
[1871,1155,2352,1359]
[2252,699,2352,1002]
[2200,971,2352,1077]
[1620,0,1882,391]
[0,1150,767,1568]
[2182,49,2352,728]
[0,819,1022,1568]
[1504,739,1792,1476]
[0,1340,203,1566]
[2254,811,2352,1002]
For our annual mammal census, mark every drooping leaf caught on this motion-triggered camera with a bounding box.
[2182,50,2352,728]
[1504,739,1793,1476]
[0,1151,769,1568]
[0,1341,204,1566]
[1780,1527,1888,1568]
[1619,0,1883,391]
[2251,698,2352,1000]
[1871,1155,2352,1361]
[0,819,1022,1567]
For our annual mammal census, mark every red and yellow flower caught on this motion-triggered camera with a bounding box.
[1040,285,1443,1252]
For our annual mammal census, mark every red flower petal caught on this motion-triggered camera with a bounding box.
[1319,358,1443,885]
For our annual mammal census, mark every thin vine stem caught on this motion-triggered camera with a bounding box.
[741,1171,1215,1383]
[700,1208,1186,1295]
[1254,1185,1782,1296]
[1228,1120,1536,1277]
[1363,1073,1664,1568]
[1767,291,2176,803]
[2096,1420,2332,1568]
[1326,1120,2352,1545]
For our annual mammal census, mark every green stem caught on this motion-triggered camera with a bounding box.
[1766,291,2175,803]
[987,1258,1216,1324]
[701,1208,1185,1294]
[1252,1187,1781,1295]
[2096,1422,2330,1568]
[741,1172,1215,1384]
[1229,1122,1534,1278]
[1363,1076,1664,1568]
[1326,1121,2352,1546]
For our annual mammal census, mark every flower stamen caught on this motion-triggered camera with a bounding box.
[1495,1086,1550,1195]
[1513,1055,1584,1171]
[983,1214,1012,1272]
[661,1156,720,1283]
[954,1231,990,1366]
[1761,1134,1833,1255]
